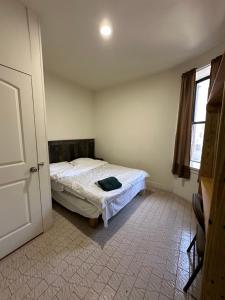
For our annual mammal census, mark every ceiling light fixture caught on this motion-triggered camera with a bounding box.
[99,20,112,40]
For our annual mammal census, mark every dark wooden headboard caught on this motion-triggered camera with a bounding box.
[48,139,95,163]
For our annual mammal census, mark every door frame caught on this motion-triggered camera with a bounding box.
[28,9,53,231]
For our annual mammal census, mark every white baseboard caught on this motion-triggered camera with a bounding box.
[146,179,172,192]
[145,179,193,203]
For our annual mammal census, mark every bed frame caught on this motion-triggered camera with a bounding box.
[48,139,98,227]
[48,139,146,228]
[48,139,95,163]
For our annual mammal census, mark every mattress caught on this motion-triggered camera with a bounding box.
[52,190,100,219]
[52,179,146,227]
[50,159,149,226]
[51,179,85,199]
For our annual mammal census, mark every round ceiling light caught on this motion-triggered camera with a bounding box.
[99,20,113,39]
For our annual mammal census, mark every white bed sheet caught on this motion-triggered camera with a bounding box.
[50,160,149,227]
[51,179,86,199]
[52,179,146,226]
[52,190,100,219]
[50,160,109,199]
[102,178,146,226]
[50,159,107,180]
[59,163,148,210]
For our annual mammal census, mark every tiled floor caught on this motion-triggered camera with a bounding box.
[0,191,201,300]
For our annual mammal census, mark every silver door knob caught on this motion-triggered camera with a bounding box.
[38,162,45,168]
[30,167,38,173]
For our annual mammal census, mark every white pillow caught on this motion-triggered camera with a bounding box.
[50,161,69,175]
[70,157,107,168]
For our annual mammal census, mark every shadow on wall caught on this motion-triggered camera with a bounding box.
[52,191,152,248]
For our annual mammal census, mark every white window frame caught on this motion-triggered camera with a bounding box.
[190,73,210,170]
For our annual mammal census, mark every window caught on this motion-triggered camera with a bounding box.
[190,65,211,170]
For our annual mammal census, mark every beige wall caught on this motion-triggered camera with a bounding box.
[44,43,225,201]
[94,43,225,201]
[94,70,180,191]
[45,72,94,140]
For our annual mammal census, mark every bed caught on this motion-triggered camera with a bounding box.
[48,139,149,227]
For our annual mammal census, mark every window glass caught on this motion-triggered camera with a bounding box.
[190,123,205,166]
[194,79,210,122]
[195,64,211,81]
[190,65,211,170]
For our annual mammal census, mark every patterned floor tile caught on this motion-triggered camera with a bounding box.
[0,191,201,299]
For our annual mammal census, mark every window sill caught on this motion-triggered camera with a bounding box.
[190,167,199,175]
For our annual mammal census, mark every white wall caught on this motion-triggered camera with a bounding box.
[45,72,94,140]
[44,43,225,201]
[94,70,180,191]
[94,43,225,201]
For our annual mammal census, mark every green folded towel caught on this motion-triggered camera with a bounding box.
[97,177,122,191]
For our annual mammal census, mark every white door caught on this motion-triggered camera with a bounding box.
[0,64,43,259]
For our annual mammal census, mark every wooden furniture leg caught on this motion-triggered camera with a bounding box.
[88,218,98,228]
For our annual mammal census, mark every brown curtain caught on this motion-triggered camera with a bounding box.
[172,68,196,179]
[208,54,224,110]
[209,55,223,94]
